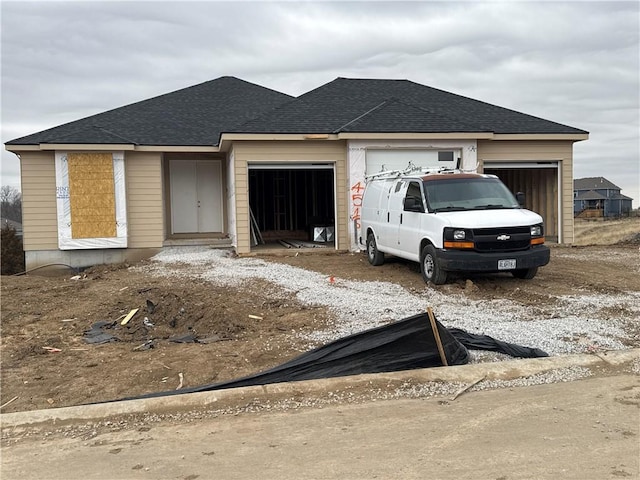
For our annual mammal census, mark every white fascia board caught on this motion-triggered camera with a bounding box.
[338,132,494,140]
[492,133,589,141]
[42,144,136,151]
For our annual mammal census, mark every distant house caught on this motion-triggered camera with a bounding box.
[1,218,23,237]
[574,177,633,217]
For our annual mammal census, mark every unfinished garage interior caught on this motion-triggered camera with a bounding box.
[248,165,336,248]
[484,164,559,242]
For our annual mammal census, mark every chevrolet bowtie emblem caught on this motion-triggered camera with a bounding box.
[496,234,511,241]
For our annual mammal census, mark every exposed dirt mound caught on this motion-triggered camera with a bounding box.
[1,244,639,413]
[1,267,333,411]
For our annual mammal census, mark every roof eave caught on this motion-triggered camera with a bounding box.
[218,133,341,151]
[5,144,222,153]
[5,144,40,152]
[337,132,495,140]
[492,133,589,141]
[135,145,220,153]
[5,132,590,155]
[38,143,137,151]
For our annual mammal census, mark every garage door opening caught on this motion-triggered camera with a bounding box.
[248,165,335,248]
[484,163,559,242]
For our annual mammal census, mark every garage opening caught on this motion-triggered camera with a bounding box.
[248,164,335,248]
[483,163,559,242]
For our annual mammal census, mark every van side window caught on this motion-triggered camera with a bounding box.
[394,181,403,193]
[404,181,424,212]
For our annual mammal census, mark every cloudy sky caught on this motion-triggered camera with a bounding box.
[2,0,639,206]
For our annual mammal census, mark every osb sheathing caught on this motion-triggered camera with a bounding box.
[68,153,117,239]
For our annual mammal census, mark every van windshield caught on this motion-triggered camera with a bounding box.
[424,177,520,213]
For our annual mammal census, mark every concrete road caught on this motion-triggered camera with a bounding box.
[2,373,639,480]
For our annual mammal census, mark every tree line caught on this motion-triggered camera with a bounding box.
[1,186,24,274]
[1,185,22,223]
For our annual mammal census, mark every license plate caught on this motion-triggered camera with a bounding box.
[498,259,516,270]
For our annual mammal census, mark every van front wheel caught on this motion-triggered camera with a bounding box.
[366,234,385,266]
[421,245,447,285]
[512,267,538,280]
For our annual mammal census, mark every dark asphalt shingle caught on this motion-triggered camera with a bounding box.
[337,98,484,133]
[6,76,294,146]
[232,78,587,135]
[574,177,621,191]
[7,76,587,146]
[574,190,609,201]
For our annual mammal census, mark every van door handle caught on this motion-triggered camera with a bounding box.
[387,212,390,222]
[400,213,403,224]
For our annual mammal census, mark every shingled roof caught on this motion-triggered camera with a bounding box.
[7,76,587,147]
[574,190,609,201]
[574,177,621,191]
[6,77,294,146]
[231,78,588,135]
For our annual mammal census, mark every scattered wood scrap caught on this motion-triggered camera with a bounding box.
[278,239,328,249]
[1,396,19,410]
[121,308,139,326]
[450,376,486,401]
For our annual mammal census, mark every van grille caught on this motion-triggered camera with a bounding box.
[473,226,531,252]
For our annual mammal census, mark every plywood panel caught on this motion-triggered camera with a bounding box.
[67,153,117,239]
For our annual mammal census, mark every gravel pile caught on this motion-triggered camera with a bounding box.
[141,247,639,357]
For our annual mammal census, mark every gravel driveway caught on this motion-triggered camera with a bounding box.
[146,246,640,357]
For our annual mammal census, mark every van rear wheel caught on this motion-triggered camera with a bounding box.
[366,234,385,266]
[421,245,447,285]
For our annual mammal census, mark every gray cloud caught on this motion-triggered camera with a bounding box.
[2,1,638,205]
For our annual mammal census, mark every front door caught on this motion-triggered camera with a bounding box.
[170,160,223,234]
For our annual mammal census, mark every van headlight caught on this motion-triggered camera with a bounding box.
[530,224,543,237]
[444,228,474,249]
[453,229,466,240]
[530,224,545,245]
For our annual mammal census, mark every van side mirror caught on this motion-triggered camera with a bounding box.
[404,196,425,212]
[516,192,526,207]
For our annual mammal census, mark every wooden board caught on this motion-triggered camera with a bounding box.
[68,153,117,239]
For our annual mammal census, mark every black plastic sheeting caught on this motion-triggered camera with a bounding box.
[119,312,547,402]
[84,321,118,344]
[449,328,548,358]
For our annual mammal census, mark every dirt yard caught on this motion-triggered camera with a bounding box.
[1,236,639,414]
[3,374,639,480]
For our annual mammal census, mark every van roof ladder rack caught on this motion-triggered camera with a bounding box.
[365,164,459,181]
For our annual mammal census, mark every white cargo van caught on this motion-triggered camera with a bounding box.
[360,168,550,284]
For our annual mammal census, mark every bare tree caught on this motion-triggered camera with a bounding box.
[0,185,22,223]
